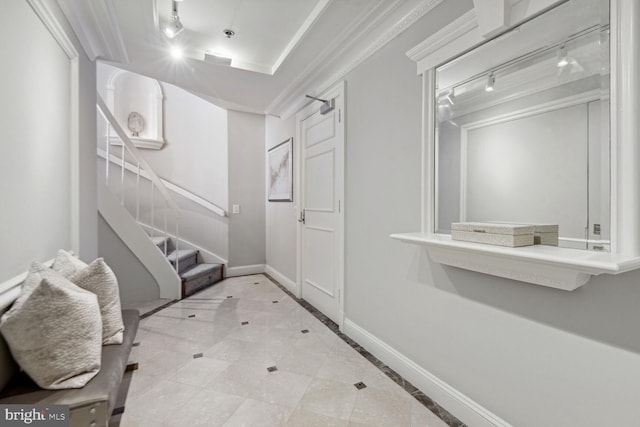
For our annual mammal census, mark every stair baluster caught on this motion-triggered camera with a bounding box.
[97,95,223,295]
[136,162,140,222]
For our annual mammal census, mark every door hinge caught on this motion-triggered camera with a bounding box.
[338,200,341,213]
[298,209,306,224]
[338,109,341,123]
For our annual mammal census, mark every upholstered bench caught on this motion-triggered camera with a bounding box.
[0,309,139,427]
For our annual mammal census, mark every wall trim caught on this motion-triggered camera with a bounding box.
[27,0,79,60]
[265,265,297,295]
[406,0,564,75]
[26,0,85,257]
[226,264,266,277]
[275,0,445,119]
[271,0,332,74]
[268,0,401,116]
[406,9,477,71]
[97,149,227,217]
[343,318,512,427]
[56,0,129,62]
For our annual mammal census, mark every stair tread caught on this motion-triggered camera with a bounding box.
[180,263,223,280]
[151,236,169,245]
[167,249,198,262]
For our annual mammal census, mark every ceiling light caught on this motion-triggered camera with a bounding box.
[557,44,569,67]
[485,72,495,92]
[170,45,183,59]
[163,1,184,39]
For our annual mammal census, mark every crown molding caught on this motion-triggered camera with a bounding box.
[271,0,333,74]
[266,0,394,115]
[57,0,129,62]
[406,9,477,70]
[274,0,445,119]
[27,0,79,59]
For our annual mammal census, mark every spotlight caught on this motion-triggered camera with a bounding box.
[557,44,569,67]
[170,45,183,59]
[485,72,495,92]
[163,1,184,39]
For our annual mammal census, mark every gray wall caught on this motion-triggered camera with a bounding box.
[98,214,159,305]
[0,0,96,281]
[266,0,640,424]
[265,115,297,280]
[228,111,266,268]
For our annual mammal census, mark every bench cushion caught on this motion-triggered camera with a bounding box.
[0,309,139,417]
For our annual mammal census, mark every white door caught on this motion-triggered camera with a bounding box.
[299,84,344,325]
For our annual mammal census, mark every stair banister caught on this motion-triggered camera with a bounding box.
[96,149,227,218]
[97,94,183,275]
[97,95,181,218]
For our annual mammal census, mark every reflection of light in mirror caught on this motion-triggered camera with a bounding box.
[557,44,569,67]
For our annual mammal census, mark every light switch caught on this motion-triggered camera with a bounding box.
[232,204,240,214]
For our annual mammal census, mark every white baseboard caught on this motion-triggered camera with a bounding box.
[343,318,512,427]
[226,264,266,277]
[264,265,297,295]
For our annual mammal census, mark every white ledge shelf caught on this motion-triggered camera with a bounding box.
[109,136,165,150]
[390,233,640,291]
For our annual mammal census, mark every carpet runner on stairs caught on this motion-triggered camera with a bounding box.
[151,236,224,298]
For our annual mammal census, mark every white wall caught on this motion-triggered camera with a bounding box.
[0,0,96,280]
[0,0,97,390]
[228,111,266,269]
[266,0,640,425]
[265,115,297,283]
[98,214,159,304]
[97,63,229,211]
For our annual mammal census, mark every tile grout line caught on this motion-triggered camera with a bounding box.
[262,273,466,427]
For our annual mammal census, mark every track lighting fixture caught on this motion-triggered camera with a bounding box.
[485,72,495,92]
[163,1,184,39]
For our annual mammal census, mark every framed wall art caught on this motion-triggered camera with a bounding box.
[268,138,293,202]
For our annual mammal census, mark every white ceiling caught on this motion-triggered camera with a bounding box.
[156,0,329,75]
[56,0,451,117]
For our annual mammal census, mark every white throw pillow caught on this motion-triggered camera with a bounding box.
[0,266,102,389]
[51,249,88,278]
[69,258,124,345]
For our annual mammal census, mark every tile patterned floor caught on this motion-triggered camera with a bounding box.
[121,274,451,427]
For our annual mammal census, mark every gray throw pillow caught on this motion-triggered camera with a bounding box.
[51,249,88,278]
[69,258,124,345]
[0,266,102,389]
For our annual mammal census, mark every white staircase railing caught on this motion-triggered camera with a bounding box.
[96,95,183,273]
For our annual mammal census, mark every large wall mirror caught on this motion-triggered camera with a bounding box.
[435,0,610,251]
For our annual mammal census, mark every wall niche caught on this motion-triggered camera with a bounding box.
[106,69,165,149]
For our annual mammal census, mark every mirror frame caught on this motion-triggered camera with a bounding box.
[391,0,640,290]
